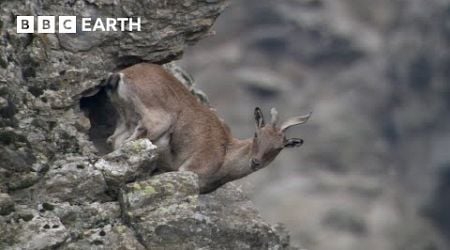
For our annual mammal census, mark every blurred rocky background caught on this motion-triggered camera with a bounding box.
[180,0,450,249]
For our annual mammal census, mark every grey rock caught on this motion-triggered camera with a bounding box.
[120,172,199,219]
[33,156,110,203]
[164,62,211,105]
[60,223,146,250]
[120,172,292,249]
[0,97,7,109]
[0,193,14,216]
[95,138,158,195]
[1,0,228,109]
[53,202,121,231]
[2,215,69,250]
[7,171,40,192]
[198,183,294,249]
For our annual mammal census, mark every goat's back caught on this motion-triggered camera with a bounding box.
[120,63,199,112]
[118,63,232,174]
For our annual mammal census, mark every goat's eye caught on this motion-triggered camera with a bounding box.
[254,132,258,138]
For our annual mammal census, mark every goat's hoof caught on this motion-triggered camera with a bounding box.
[106,137,114,145]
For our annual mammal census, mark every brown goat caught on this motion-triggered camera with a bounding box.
[105,63,311,193]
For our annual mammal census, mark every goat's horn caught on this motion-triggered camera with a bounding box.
[270,107,279,127]
[280,112,312,131]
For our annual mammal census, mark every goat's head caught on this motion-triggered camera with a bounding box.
[250,107,311,170]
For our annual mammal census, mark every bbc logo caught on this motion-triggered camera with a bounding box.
[17,16,141,33]
[17,16,76,33]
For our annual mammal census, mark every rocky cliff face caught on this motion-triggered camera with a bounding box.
[0,0,296,249]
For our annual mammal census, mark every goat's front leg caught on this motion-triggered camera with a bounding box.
[112,129,132,149]
[123,120,147,143]
[107,113,128,148]
[177,152,225,193]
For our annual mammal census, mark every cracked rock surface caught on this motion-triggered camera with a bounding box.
[0,0,297,249]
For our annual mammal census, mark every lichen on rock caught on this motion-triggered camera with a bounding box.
[120,172,291,249]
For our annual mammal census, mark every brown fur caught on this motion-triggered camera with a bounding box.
[107,63,311,193]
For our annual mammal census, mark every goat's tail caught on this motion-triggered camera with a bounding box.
[103,72,122,91]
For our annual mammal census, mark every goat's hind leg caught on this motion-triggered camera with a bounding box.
[141,110,174,142]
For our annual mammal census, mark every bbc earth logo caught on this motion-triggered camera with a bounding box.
[16,16,141,33]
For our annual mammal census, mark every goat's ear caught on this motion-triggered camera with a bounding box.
[284,138,304,148]
[254,107,265,128]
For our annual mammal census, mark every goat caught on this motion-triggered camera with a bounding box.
[105,63,311,193]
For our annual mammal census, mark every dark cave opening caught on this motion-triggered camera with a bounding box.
[79,87,118,155]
